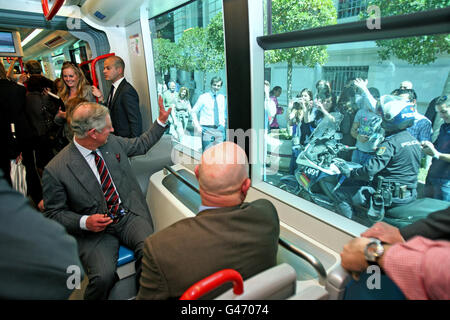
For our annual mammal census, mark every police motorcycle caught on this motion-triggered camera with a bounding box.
[279,111,362,219]
[280,96,449,227]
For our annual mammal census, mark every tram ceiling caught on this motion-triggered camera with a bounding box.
[0,8,110,58]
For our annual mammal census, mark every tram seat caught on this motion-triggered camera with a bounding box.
[326,265,405,300]
[108,245,137,300]
[116,245,136,279]
[215,263,297,300]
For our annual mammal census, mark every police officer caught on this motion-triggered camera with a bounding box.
[336,96,421,218]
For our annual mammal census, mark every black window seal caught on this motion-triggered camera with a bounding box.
[257,7,450,50]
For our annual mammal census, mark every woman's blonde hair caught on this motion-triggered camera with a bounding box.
[58,62,91,103]
[178,86,190,100]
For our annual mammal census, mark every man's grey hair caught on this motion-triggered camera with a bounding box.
[70,102,109,138]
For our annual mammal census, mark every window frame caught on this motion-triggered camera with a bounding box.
[249,3,450,235]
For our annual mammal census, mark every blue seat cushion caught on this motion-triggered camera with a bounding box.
[117,245,135,267]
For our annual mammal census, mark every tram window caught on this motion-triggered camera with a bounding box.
[148,0,228,158]
[264,0,449,35]
[52,53,66,78]
[261,34,450,228]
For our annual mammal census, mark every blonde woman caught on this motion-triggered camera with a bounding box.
[58,62,95,103]
[174,86,192,132]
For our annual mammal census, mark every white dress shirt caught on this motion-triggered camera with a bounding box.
[110,77,125,102]
[191,91,227,128]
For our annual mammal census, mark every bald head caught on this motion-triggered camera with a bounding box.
[196,142,250,206]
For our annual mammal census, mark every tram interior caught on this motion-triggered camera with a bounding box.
[0,0,449,300]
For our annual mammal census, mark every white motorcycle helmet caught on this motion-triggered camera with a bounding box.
[377,95,415,132]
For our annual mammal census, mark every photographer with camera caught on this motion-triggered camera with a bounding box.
[304,81,337,136]
[287,89,313,174]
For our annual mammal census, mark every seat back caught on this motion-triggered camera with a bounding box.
[216,264,297,300]
[108,245,137,300]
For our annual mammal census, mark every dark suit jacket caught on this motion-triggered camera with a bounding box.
[0,169,83,299]
[0,80,30,155]
[42,121,165,258]
[108,79,143,138]
[137,199,280,300]
[400,207,450,241]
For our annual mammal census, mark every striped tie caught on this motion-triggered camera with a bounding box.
[92,151,120,219]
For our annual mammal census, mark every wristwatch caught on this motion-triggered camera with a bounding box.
[364,238,385,264]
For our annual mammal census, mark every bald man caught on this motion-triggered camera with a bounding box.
[137,142,280,300]
[93,56,143,137]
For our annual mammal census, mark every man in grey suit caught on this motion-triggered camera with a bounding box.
[137,142,280,300]
[42,101,171,300]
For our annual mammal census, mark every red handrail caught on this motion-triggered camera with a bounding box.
[78,53,115,102]
[6,57,24,73]
[89,53,115,88]
[180,269,244,300]
[41,0,65,21]
[78,59,93,68]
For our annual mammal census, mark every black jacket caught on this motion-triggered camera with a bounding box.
[108,79,143,138]
[400,207,450,241]
[352,130,422,189]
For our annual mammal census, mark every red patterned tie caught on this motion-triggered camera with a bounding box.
[92,151,120,219]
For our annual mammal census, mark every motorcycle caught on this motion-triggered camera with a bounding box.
[279,111,448,227]
[280,112,361,219]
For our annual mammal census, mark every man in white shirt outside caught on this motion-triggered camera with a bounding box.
[191,76,227,151]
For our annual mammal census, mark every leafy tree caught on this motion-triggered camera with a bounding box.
[266,0,337,100]
[178,12,225,88]
[207,12,225,55]
[153,38,180,78]
[364,0,450,65]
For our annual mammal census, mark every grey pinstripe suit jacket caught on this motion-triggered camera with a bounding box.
[42,121,166,256]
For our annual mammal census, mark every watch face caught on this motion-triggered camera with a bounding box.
[367,243,379,256]
[365,239,384,262]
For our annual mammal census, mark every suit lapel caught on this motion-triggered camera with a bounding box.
[66,143,104,202]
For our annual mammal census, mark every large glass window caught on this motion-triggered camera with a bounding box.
[260,1,450,229]
[149,0,228,156]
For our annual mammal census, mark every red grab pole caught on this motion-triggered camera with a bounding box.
[41,0,65,21]
[180,269,244,300]
[90,53,115,88]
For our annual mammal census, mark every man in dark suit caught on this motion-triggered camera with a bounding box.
[137,142,280,300]
[0,62,27,185]
[0,62,44,210]
[0,169,84,299]
[93,56,143,137]
[42,101,170,300]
